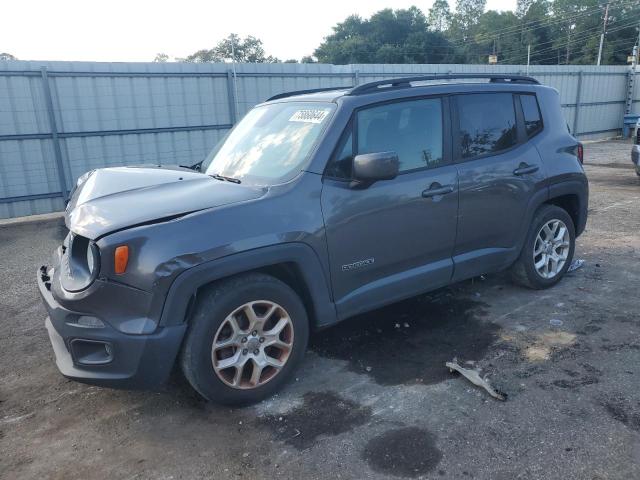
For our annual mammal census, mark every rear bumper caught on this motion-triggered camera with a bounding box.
[38,266,186,389]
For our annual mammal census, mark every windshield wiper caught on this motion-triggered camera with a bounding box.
[209,173,242,184]
[179,160,203,171]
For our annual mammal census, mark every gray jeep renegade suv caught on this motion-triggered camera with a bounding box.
[38,74,588,405]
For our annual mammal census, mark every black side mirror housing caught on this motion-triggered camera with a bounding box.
[351,151,400,187]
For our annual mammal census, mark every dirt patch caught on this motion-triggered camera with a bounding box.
[363,427,442,478]
[501,330,577,362]
[311,292,498,386]
[258,391,372,449]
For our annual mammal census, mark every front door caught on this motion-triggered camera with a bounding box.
[321,96,459,319]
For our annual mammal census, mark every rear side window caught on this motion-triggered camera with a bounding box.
[520,94,543,137]
[457,93,517,159]
[357,98,444,172]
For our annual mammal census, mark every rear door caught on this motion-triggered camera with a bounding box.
[321,96,459,319]
[451,92,546,280]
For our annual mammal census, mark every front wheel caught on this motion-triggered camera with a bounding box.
[180,273,309,405]
[510,205,576,289]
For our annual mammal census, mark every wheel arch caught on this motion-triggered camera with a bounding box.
[546,179,588,236]
[159,242,337,330]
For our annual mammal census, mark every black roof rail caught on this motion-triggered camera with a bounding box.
[267,86,353,102]
[347,74,539,96]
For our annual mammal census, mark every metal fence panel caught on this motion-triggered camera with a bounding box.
[0,60,637,219]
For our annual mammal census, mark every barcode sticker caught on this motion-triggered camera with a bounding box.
[289,109,329,124]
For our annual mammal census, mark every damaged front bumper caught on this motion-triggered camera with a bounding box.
[38,263,186,390]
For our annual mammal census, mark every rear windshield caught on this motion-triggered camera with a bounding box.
[203,102,335,185]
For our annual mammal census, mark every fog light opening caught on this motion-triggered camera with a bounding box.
[70,339,113,365]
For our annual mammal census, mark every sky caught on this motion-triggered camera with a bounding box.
[1,0,517,63]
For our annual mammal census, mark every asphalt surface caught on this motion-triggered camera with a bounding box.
[1,139,639,480]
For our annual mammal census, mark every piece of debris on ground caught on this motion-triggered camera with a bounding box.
[567,258,585,272]
[446,358,507,401]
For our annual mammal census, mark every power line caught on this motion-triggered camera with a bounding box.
[496,18,640,64]
[506,35,639,65]
[443,0,637,48]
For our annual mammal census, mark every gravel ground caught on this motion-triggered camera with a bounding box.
[1,140,639,480]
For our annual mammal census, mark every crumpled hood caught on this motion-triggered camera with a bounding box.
[66,166,266,239]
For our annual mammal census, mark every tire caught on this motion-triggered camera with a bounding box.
[510,204,576,290]
[180,273,309,405]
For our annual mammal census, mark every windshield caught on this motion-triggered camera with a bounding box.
[203,102,336,185]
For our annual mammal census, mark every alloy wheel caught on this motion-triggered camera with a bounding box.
[211,300,294,389]
[533,219,571,279]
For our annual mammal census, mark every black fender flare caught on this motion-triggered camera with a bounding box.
[548,179,589,236]
[512,186,550,260]
[158,242,337,329]
[514,178,588,260]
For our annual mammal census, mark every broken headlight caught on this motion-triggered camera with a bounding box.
[61,233,100,292]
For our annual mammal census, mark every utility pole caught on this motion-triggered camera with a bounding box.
[230,36,239,120]
[527,44,531,74]
[597,2,610,66]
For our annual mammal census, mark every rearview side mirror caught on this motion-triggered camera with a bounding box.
[352,151,399,187]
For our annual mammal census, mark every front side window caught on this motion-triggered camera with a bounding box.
[357,98,444,173]
[457,93,517,159]
[520,94,543,137]
[203,102,335,185]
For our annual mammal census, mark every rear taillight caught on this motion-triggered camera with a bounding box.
[577,143,584,164]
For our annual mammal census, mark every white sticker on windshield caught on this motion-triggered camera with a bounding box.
[289,109,329,124]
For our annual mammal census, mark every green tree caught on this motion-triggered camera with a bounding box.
[314,7,459,64]
[453,0,487,33]
[519,0,556,65]
[184,34,279,63]
[153,53,169,62]
[309,1,638,66]
[428,0,452,31]
[0,52,17,61]
[549,0,588,64]
[516,0,536,18]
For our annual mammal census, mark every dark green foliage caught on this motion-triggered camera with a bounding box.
[313,1,640,65]
[313,7,460,64]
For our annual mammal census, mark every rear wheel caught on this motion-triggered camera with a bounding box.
[180,273,309,405]
[510,205,575,289]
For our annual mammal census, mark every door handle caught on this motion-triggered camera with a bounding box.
[513,163,539,176]
[422,184,454,198]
